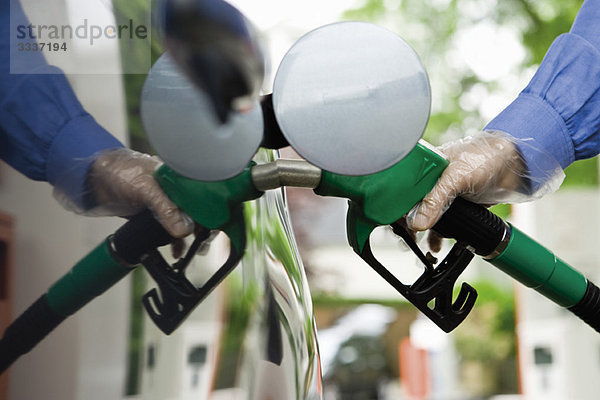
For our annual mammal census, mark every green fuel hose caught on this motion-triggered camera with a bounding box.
[433,197,600,332]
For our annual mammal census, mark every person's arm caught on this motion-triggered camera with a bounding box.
[0,1,192,237]
[485,0,600,170]
[0,0,124,207]
[409,0,600,231]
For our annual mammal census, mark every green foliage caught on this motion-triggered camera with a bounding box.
[454,280,518,395]
[343,0,388,21]
[461,281,516,343]
[489,203,512,219]
[494,0,582,65]
[562,157,599,188]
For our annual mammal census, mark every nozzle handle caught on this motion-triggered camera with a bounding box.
[432,197,507,257]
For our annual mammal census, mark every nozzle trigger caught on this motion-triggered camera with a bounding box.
[358,223,478,332]
[140,227,243,335]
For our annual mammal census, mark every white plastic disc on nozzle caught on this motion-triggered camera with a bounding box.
[140,53,263,181]
[272,22,431,176]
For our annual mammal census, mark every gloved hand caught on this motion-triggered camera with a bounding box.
[407,130,565,232]
[56,148,194,238]
[89,148,194,238]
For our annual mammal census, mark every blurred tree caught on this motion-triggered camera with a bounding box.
[343,0,597,187]
[454,280,518,396]
[495,0,581,66]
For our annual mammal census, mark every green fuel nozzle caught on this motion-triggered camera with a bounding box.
[153,139,597,334]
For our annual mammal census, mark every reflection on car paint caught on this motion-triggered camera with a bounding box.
[140,149,322,400]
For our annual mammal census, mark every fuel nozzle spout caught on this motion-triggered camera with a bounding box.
[162,0,265,123]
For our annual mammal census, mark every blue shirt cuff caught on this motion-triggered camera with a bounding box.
[485,93,573,189]
[46,114,123,209]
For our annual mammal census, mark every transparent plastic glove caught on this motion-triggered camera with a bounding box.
[55,148,194,238]
[407,130,565,231]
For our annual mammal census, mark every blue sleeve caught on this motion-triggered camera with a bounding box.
[0,0,124,208]
[485,0,600,174]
